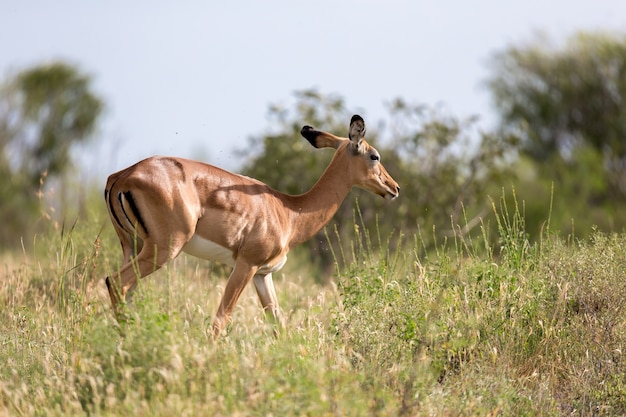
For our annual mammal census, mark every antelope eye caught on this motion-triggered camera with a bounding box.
[370,154,380,161]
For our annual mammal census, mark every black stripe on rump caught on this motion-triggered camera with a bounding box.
[107,183,127,232]
[120,191,149,236]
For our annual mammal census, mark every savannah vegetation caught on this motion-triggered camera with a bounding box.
[1,32,626,415]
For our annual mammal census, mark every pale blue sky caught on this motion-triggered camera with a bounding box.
[1,1,625,179]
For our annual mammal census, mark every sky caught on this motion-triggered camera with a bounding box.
[1,0,625,180]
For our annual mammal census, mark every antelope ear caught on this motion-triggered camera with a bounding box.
[300,125,343,149]
[348,115,365,149]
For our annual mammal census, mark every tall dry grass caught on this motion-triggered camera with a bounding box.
[0,192,625,415]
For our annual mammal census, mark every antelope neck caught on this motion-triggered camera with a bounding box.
[284,154,353,246]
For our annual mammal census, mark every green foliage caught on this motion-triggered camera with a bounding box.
[489,32,626,158]
[0,61,103,249]
[485,31,626,241]
[16,63,102,179]
[488,32,626,197]
[506,148,621,239]
[386,99,515,244]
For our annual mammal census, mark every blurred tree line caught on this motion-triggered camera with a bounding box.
[0,62,103,248]
[489,32,626,235]
[1,31,626,271]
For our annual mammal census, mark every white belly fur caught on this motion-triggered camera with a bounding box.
[182,235,287,274]
[183,235,236,267]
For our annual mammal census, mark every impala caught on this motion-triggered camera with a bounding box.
[104,115,399,336]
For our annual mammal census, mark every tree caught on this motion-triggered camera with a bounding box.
[0,62,103,248]
[487,32,626,197]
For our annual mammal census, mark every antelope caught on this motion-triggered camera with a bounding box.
[104,115,399,337]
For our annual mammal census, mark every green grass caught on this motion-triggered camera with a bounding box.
[1,196,626,416]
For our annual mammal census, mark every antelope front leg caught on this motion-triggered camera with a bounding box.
[213,259,258,338]
[253,273,284,329]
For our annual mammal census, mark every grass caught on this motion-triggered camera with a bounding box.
[1,194,626,416]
